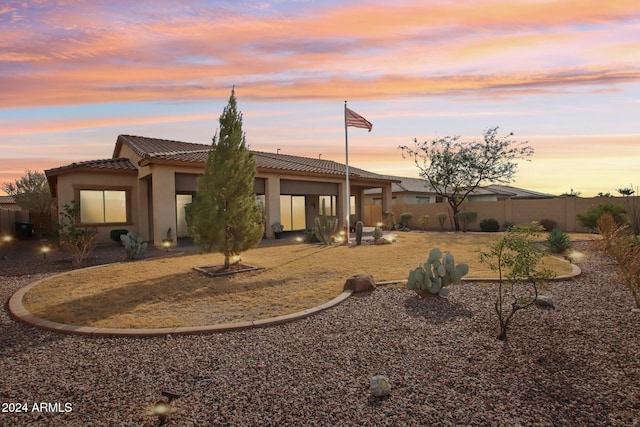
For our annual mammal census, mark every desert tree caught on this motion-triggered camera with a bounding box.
[399,127,533,231]
[186,88,264,269]
[2,170,54,214]
[479,222,553,341]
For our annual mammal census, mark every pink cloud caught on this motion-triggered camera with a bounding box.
[2,0,638,108]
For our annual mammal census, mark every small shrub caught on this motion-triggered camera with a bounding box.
[595,215,640,309]
[383,211,396,230]
[54,201,97,268]
[373,225,383,241]
[546,228,571,253]
[110,229,128,245]
[436,212,448,230]
[503,221,515,231]
[594,212,619,255]
[577,203,627,231]
[418,214,430,230]
[455,211,477,232]
[479,218,500,232]
[397,212,413,231]
[539,219,557,231]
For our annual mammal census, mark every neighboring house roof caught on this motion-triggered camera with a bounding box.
[364,176,553,199]
[0,195,16,204]
[114,134,398,182]
[484,184,555,199]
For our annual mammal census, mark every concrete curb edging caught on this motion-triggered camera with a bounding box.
[8,258,580,338]
[8,276,354,337]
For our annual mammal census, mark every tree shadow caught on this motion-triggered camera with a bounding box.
[403,295,473,324]
[25,271,289,326]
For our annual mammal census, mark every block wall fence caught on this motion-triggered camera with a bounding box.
[363,196,640,233]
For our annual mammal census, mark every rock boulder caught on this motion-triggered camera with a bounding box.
[343,273,376,293]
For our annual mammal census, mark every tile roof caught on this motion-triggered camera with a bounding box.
[116,134,398,182]
[45,158,137,176]
[0,195,16,204]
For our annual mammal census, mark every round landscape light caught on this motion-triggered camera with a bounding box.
[153,400,170,425]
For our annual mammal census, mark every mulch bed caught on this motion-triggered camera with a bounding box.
[193,263,262,277]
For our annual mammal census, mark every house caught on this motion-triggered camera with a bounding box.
[45,135,398,247]
[363,176,554,205]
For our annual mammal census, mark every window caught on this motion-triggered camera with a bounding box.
[416,196,431,204]
[318,195,355,216]
[280,195,306,231]
[318,196,336,216]
[79,190,127,224]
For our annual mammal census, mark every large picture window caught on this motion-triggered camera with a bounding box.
[79,190,127,224]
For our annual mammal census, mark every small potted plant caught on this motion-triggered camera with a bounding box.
[271,222,284,239]
[162,227,173,250]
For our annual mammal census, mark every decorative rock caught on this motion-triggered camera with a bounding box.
[374,238,391,245]
[343,274,376,293]
[370,375,391,397]
[535,295,555,309]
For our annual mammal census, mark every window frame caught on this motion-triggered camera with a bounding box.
[73,185,132,226]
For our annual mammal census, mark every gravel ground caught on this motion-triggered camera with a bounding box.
[1,241,639,426]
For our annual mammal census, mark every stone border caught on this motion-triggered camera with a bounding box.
[8,259,580,337]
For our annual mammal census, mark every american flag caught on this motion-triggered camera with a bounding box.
[346,107,372,132]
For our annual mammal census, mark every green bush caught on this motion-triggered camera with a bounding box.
[503,221,515,231]
[547,228,571,253]
[577,203,627,231]
[455,211,477,232]
[479,218,500,232]
[397,212,413,231]
[373,225,383,241]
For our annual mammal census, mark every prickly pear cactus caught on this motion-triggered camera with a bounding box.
[121,231,148,260]
[407,248,469,298]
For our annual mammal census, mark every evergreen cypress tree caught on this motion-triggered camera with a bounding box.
[186,88,264,269]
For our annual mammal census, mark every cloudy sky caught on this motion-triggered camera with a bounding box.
[1,0,639,196]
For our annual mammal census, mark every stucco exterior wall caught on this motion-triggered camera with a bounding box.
[55,171,139,244]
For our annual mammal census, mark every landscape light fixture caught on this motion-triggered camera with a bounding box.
[162,240,171,252]
[41,245,50,260]
[152,391,180,426]
[2,234,12,243]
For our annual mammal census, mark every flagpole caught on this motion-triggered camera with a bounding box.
[344,100,350,244]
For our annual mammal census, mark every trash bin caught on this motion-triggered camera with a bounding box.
[14,222,33,240]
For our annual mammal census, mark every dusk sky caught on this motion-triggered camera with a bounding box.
[1,0,639,197]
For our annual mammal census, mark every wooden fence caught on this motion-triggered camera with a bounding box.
[364,196,639,233]
[0,208,30,237]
